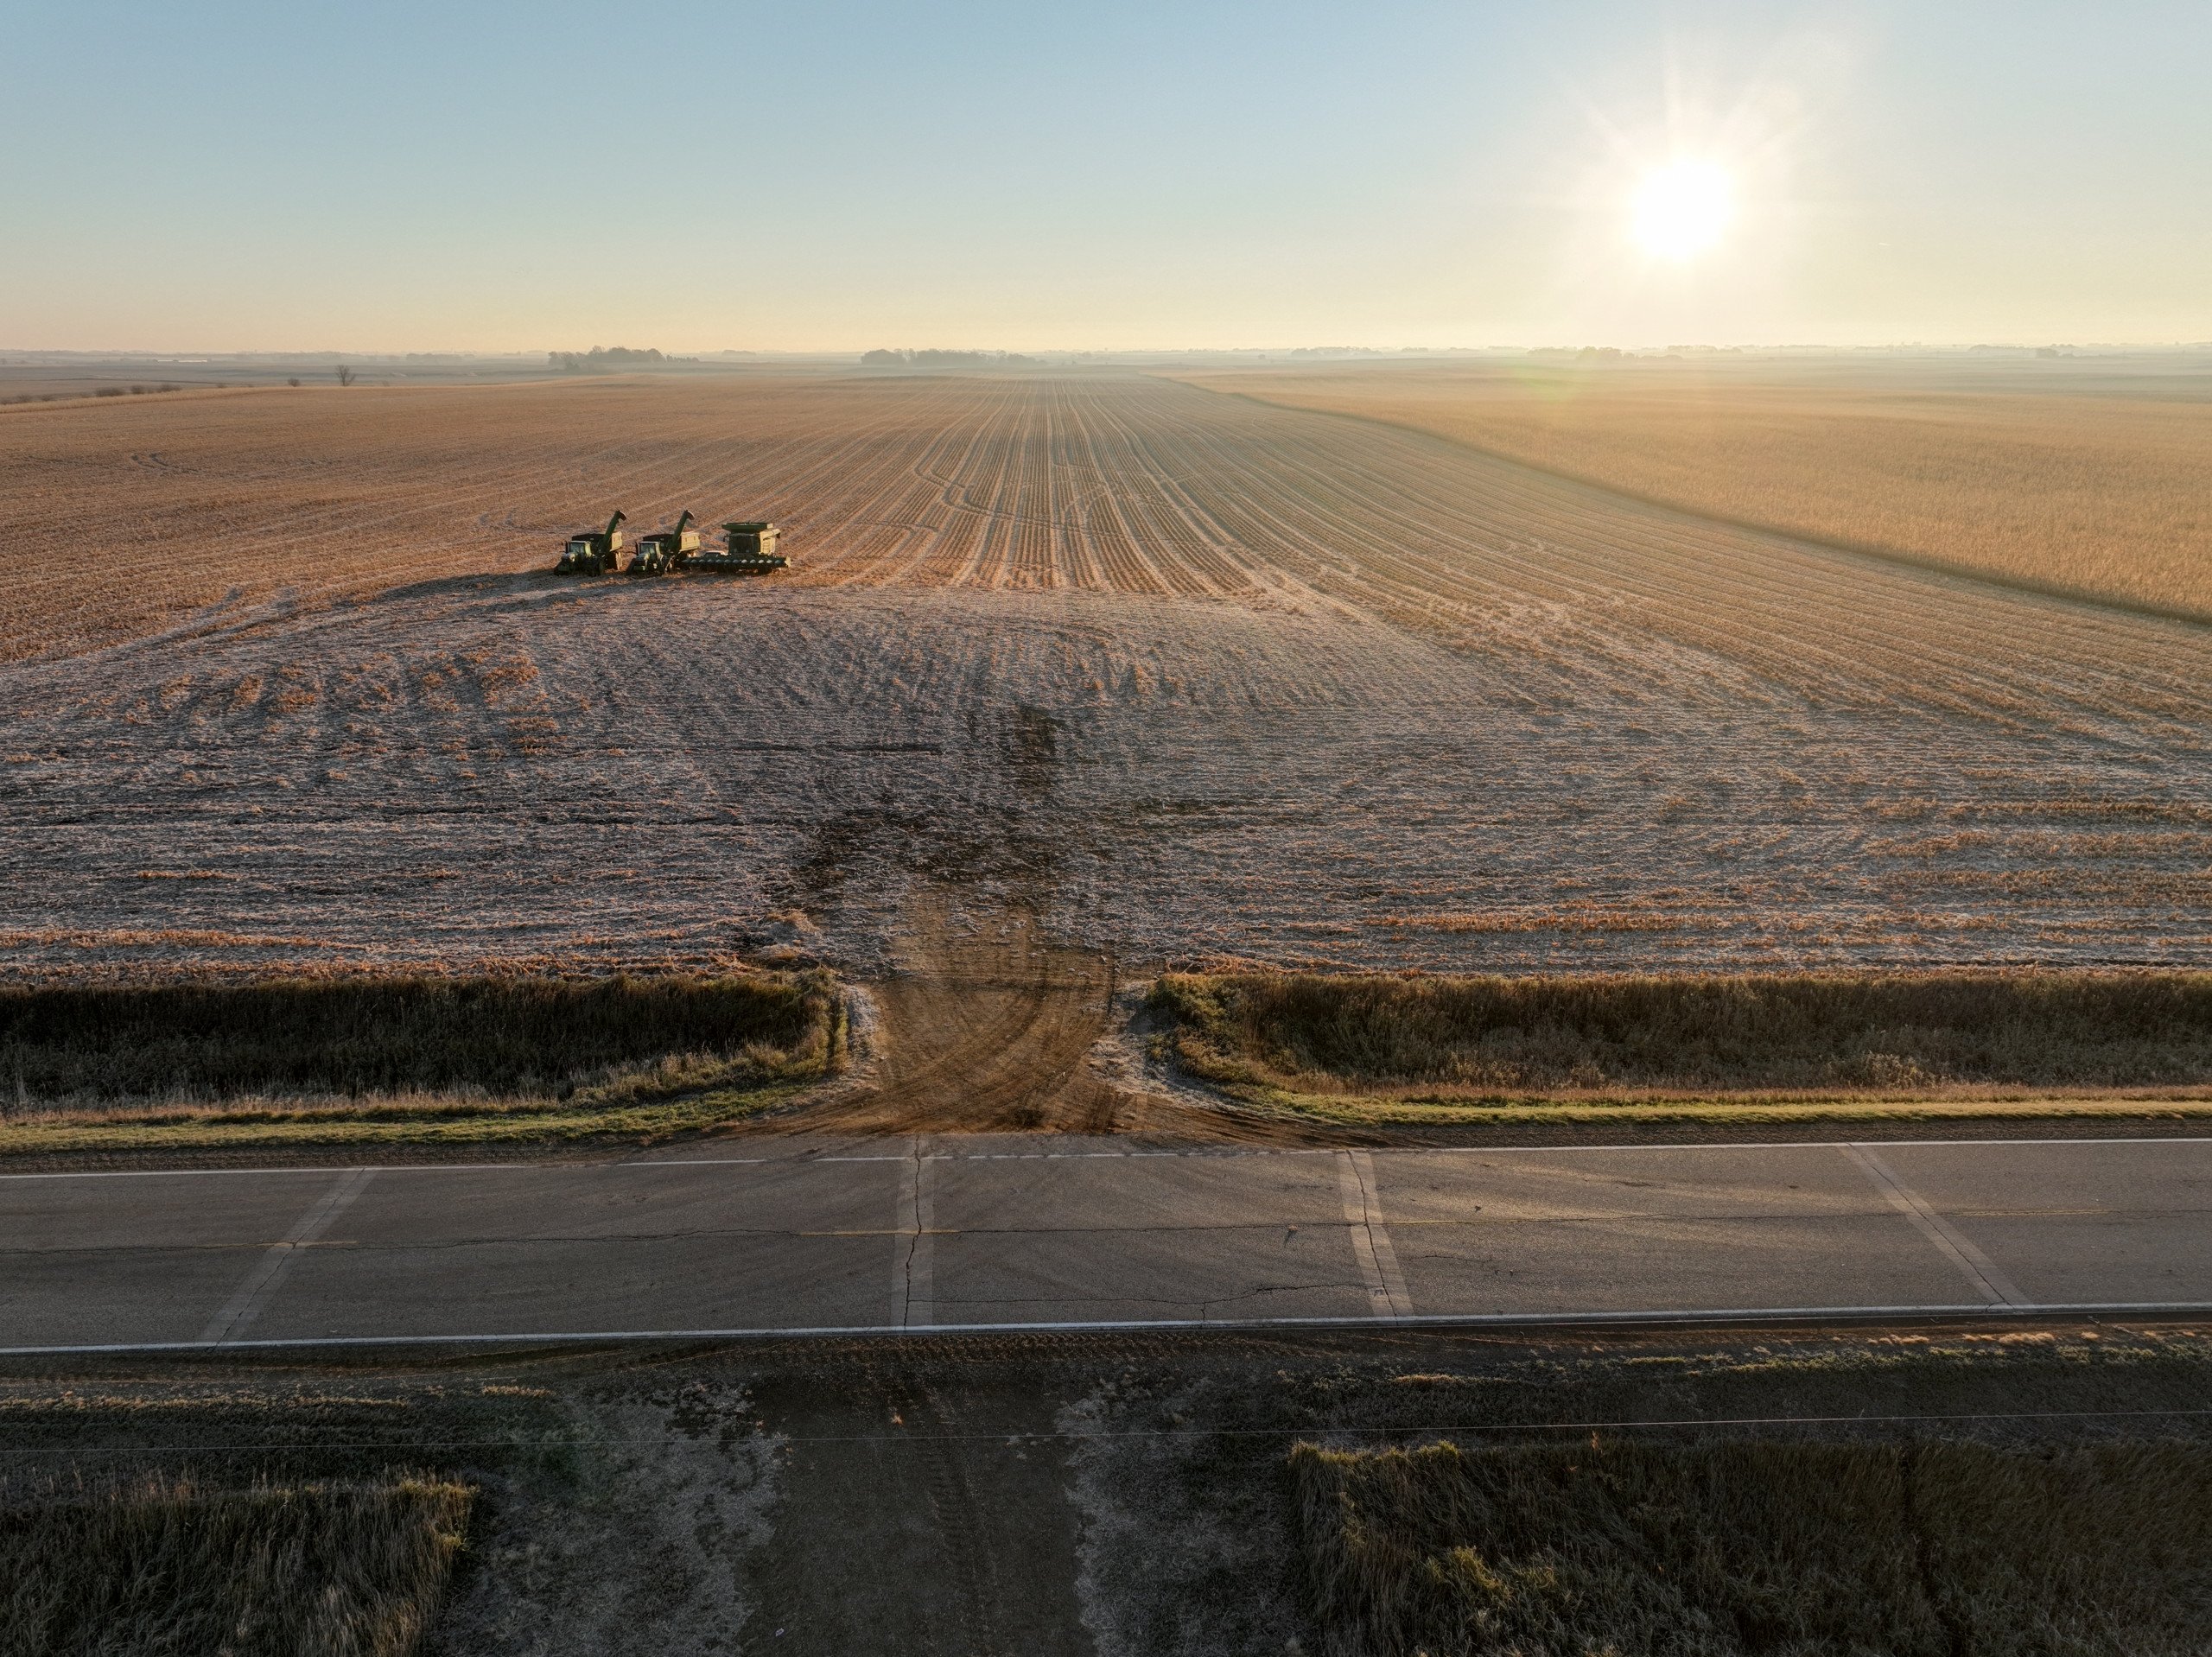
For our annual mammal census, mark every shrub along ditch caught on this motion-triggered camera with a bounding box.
[1152,968,2212,1099]
[0,971,837,1108]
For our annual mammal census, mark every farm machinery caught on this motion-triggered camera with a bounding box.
[550,510,789,579]
[689,520,790,575]
[556,511,627,575]
[628,510,702,576]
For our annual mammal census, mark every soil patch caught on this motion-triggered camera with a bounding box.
[781,892,1146,1135]
[745,1350,1095,1657]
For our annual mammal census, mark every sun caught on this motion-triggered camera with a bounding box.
[1630,161,1735,260]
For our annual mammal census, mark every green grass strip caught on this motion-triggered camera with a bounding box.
[1212,1080,2212,1127]
[0,1081,818,1155]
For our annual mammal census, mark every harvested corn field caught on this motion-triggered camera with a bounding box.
[2,371,2209,979]
[1174,359,2212,619]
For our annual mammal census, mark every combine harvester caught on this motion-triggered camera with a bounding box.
[555,511,627,575]
[550,511,788,580]
[628,510,702,576]
[689,520,790,575]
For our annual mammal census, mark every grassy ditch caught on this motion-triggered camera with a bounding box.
[0,971,842,1152]
[1294,1437,2212,1655]
[2,1476,472,1657]
[1149,968,2212,1123]
[0,1363,771,1657]
[1066,1324,2212,1657]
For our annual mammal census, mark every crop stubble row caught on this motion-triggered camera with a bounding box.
[0,372,2206,975]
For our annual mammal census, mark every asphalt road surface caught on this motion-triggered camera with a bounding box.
[5,1135,2210,1353]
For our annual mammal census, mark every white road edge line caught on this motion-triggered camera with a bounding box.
[7,1135,2209,1181]
[1843,1145,2031,1308]
[1337,1149,1414,1318]
[0,1164,518,1182]
[10,1301,2210,1359]
[196,1169,378,1345]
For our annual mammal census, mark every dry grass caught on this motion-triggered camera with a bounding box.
[0,972,835,1105]
[1,1475,471,1657]
[1067,1323,2212,1657]
[0,1080,831,1156]
[1292,1435,2212,1657]
[1151,969,2212,1103]
[1173,362,2212,619]
[0,971,842,1151]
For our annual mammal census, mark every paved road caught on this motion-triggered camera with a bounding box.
[4,1136,2209,1353]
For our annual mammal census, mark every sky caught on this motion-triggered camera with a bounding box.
[3,1,2208,352]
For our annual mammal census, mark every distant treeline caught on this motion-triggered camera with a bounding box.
[549,346,671,372]
[3,384,186,406]
[860,349,1039,368]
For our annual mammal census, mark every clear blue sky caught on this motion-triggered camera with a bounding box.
[4,1,2207,351]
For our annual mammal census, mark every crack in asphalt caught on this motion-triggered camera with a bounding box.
[899,1133,929,1329]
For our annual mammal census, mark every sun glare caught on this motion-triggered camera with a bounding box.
[1630,161,1735,260]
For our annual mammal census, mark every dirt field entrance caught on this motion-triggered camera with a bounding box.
[781,890,1135,1134]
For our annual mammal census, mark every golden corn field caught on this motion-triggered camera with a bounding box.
[1174,359,2212,618]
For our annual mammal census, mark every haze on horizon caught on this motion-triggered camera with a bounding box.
[4,0,2208,355]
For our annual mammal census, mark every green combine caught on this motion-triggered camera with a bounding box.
[690,520,789,575]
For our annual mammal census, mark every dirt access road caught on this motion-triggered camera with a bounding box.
[774,886,1285,1139]
[789,888,1140,1135]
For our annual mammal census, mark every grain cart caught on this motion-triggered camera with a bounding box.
[556,511,627,575]
[689,520,789,575]
[630,510,702,576]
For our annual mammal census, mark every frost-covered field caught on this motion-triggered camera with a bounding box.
[2,371,2207,975]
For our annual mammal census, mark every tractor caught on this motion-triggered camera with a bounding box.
[556,511,627,575]
[629,510,702,577]
[689,520,790,575]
